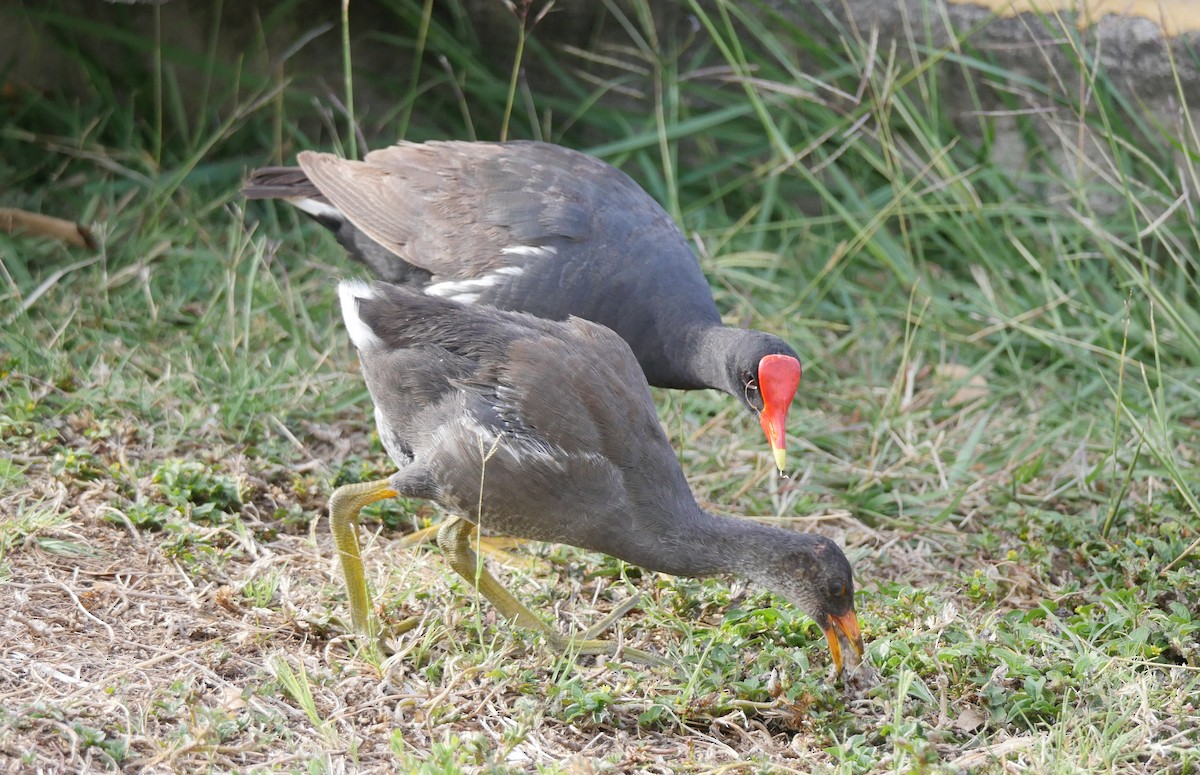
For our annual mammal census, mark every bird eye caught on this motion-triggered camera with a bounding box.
[742,373,759,403]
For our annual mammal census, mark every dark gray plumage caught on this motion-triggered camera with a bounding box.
[335,280,862,672]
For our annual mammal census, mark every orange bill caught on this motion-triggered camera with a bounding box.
[822,609,865,676]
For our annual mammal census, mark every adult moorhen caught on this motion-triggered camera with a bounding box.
[245,141,803,472]
[330,280,863,674]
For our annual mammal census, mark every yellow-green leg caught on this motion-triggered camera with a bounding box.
[329,479,399,637]
[436,516,666,666]
[401,520,534,569]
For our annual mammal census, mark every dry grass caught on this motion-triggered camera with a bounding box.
[3,342,1194,772]
[4,0,1200,771]
[0,401,885,772]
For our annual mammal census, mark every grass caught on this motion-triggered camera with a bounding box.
[2,0,1199,771]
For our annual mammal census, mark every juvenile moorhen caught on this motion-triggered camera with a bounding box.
[331,280,863,674]
[245,141,803,471]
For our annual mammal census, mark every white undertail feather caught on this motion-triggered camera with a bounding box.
[292,198,344,221]
[337,279,385,350]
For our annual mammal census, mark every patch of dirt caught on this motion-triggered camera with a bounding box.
[0,436,891,773]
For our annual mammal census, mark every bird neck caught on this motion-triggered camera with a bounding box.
[666,510,830,622]
[641,506,791,580]
[681,326,741,394]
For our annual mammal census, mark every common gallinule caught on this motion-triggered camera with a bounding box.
[245,141,803,472]
[330,280,863,674]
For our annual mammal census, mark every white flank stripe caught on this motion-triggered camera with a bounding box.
[337,280,384,350]
[500,245,557,258]
[292,198,344,221]
[424,275,501,297]
[424,266,525,302]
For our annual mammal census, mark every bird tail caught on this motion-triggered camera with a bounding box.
[242,167,322,200]
[338,279,386,351]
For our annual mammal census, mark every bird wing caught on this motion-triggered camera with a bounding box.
[476,315,699,543]
[352,283,660,466]
[488,315,684,479]
[297,142,609,281]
